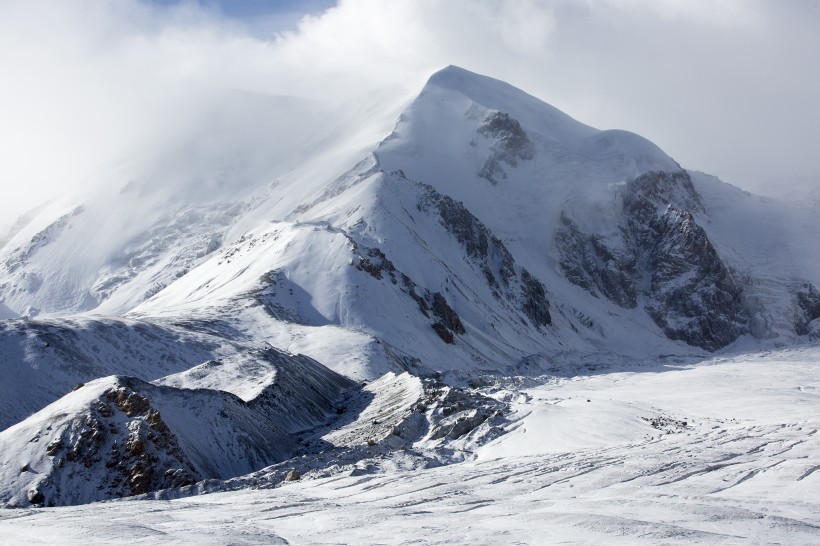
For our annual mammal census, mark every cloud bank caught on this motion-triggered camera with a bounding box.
[1,0,818,228]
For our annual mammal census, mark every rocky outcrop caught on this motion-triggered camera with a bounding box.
[426,385,505,443]
[7,381,199,507]
[417,179,550,327]
[795,283,820,336]
[476,111,534,185]
[639,208,746,351]
[555,212,638,308]
[0,375,302,507]
[353,243,467,344]
[555,170,747,350]
[344,178,553,342]
[355,247,398,283]
[431,292,466,343]
[346,232,467,342]
[520,270,552,327]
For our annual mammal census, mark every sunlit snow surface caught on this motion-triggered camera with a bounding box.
[2,347,818,544]
[2,65,820,544]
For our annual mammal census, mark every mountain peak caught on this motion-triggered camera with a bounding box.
[417,65,597,144]
[426,65,501,89]
[424,65,542,105]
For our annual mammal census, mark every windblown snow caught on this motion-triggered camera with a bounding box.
[0,66,818,544]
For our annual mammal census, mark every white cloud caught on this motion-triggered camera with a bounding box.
[0,0,818,230]
[586,0,764,26]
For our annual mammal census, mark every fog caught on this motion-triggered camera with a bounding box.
[1,0,818,231]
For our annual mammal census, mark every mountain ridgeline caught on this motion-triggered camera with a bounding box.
[1,66,819,506]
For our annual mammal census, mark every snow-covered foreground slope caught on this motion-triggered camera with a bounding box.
[2,347,818,544]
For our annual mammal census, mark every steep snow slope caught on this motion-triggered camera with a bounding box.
[130,173,559,377]
[3,65,819,357]
[376,66,680,276]
[132,165,698,381]
[373,66,820,350]
[128,66,820,373]
[690,171,820,341]
[0,89,411,318]
[0,316,222,430]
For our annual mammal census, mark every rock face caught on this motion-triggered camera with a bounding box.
[556,170,747,350]
[344,171,552,344]
[795,283,820,337]
[416,178,551,328]
[477,111,534,185]
[0,379,199,507]
[350,234,469,344]
[555,212,639,309]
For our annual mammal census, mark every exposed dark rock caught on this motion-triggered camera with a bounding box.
[555,213,638,308]
[128,462,154,495]
[431,194,496,283]
[46,439,62,456]
[642,415,689,434]
[356,248,398,283]
[98,402,113,418]
[555,170,747,351]
[422,187,516,290]
[432,322,455,344]
[349,237,468,344]
[477,111,535,185]
[402,273,429,317]
[106,389,150,417]
[27,488,44,506]
[431,292,465,335]
[795,283,820,336]
[29,384,201,505]
[146,409,169,433]
[641,207,745,351]
[427,384,507,442]
[343,173,552,341]
[416,180,551,329]
[520,270,551,326]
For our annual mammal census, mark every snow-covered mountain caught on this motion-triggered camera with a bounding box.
[1,65,819,520]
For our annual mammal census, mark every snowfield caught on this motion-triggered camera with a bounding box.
[1,347,818,544]
[1,65,820,544]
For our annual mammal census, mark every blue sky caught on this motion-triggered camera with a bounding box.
[146,0,336,34]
